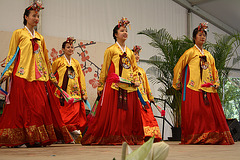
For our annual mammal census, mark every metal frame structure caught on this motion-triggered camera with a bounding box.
[151,98,173,140]
[172,0,238,35]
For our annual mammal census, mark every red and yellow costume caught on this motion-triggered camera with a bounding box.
[173,45,234,144]
[52,56,87,133]
[81,43,144,145]
[0,27,73,147]
[137,66,162,142]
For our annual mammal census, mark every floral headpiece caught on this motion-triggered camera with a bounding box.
[27,1,44,13]
[118,17,131,29]
[132,45,142,53]
[65,36,76,45]
[198,22,209,33]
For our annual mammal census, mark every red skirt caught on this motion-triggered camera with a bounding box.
[81,86,144,145]
[59,101,87,133]
[81,61,144,145]
[181,67,234,144]
[140,101,162,142]
[0,76,73,147]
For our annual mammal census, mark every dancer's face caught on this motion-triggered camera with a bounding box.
[25,10,39,27]
[63,43,74,56]
[115,26,128,42]
[134,52,140,62]
[194,31,206,47]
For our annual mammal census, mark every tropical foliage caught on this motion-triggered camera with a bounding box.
[223,78,240,121]
[206,33,240,101]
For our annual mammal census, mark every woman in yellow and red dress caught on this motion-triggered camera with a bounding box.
[0,2,73,147]
[172,23,234,144]
[81,18,144,145]
[133,45,162,142]
[52,37,88,142]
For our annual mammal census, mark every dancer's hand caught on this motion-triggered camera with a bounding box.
[0,75,9,84]
[213,85,219,89]
[82,95,88,100]
[97,90,102,96]
[52,80,58,86]
[133,81,140,87]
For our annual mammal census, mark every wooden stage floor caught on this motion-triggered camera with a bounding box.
[1,141,240,160]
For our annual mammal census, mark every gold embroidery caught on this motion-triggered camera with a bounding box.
[0,124,72,146]
[25,125,41,144]
[143,126,162,139]
[59,126,73,143]
[181,131,234,144]
[0,128,25,146]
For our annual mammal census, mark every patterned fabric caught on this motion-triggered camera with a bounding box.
[173,45,220,93]
[140,102,162,142]
[181,130,233,144]
[180,67,234,145]
[0,75,73,147]
[4,28,56,82]
[143,126,161,138]
[0,125,72,146]
[117,88,128,110]
[0,28,73,147]
[52,56,87,99]
[97,43,139,92]
[82,87,144,145]
[137,67,154,102]
[136,67,161,141]
[52,56,87,134]
[82,59,144,145]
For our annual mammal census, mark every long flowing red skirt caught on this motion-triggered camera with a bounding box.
[81,87,144,145]
[81,62,144,145]
[0,65,73,147]
[181,67,234,144]
[59,101,87,133]
[140,101,162,142]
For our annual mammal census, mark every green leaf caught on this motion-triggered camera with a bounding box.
[126,137,154,160]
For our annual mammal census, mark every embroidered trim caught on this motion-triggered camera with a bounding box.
[25,26,35,38]
[143,126,162,139]
[181,131,234,144]
[116,42,126,53]
[195,44,204,55]
[0,124,72,146]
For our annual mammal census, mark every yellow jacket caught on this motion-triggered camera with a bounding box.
[52,56,87,99]
[4,28,56,82]
[173,45,220,93]
[98,43,139,92]
[137,67,154,102]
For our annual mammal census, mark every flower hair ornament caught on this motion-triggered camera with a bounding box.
[198,22,209,33]
[118,17,131,29]
[132,45,142,53]
[65,36,76,45]
[27,1,44,13]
